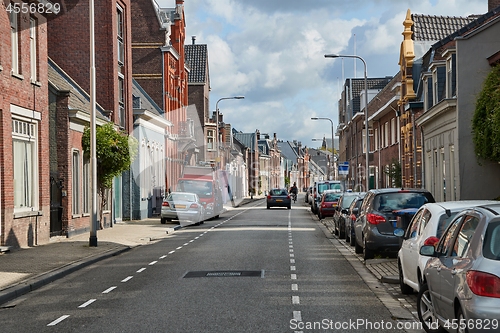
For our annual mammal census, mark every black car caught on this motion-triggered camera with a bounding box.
[332,192,363,239]
[353,188,435,260]
[267,188,291,209]
[344,192,366,246]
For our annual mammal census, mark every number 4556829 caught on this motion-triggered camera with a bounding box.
[6,2,60,15]
[444,319,499,330]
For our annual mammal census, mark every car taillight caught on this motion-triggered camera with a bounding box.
[287,195,290,199]
[190,203,199,209]
[267,195,271,200]
[423,236,440,246]
[466,271,500,298]
[162,202,169,207]
[367,213,386,225]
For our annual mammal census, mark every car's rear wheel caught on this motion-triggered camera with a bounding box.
[267,205,270,209]
[417,284,444,333]
[354,237,363,253]
[318,211,323,220]
[160,218,166,224]
[456,307,467,333]
[363,238,375,260]
[349,231,356,246]
[398,260,413,295]
[287,205,291,209]
[339,224,345,239]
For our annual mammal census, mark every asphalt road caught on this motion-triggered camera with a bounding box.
[0,199,415,332]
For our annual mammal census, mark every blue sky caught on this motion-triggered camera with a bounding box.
[157,0,487,148]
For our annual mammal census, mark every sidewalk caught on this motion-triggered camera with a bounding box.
[0,197,261,306]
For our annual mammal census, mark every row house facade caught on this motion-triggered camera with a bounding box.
[338,0,500,201]
[0,1,51,247]
[337,76,393,191]
[47,0,133,234]
[131,0,193,194]
[411,5,500,201]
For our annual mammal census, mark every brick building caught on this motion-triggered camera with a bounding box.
[0,1,51,247]
[131,0,192,192]
[47,0,133,233]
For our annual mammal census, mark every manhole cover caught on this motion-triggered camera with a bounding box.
[183,270,264,278]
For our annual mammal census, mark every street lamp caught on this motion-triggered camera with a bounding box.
[311,117,335,180]
[325,54,369,191]
[215,96,244,168]
[89,0,98,247]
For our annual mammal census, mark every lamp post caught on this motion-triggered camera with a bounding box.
[89,0,98,247]
[311,117,335,180]
[215,96,244,168]
[325,54,369,191]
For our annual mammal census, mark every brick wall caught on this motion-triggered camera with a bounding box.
[0,6,50,247]
[490,0,500,11]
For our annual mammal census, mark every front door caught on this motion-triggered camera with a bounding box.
[50,173,63,236]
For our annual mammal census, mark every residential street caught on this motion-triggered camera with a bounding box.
[0,196,426,332]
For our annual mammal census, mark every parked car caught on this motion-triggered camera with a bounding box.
[161,192,205,225]
[318,190,342,220]
[344,192,367,246]
[332,192,363,239]
[311,180,342,214]
[354,188,435,260]
[395,200,498,295]
[417,203,500,333]
[267,188,291,209]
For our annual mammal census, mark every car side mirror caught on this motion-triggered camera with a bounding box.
[419,245,436,257]
[393,228,405,238]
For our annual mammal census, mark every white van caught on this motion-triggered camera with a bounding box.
[311,180,342,214]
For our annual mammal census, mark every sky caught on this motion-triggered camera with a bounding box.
[158,0,487,148]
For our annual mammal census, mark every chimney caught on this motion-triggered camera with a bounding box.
[256,130,261,141]
[489,0,500,11]
[192,36,196,45]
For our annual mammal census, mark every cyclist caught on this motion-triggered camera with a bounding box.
[290,182,298,203]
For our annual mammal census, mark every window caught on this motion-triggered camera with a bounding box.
[30,17,38,82]
[391,118,397,145]
[446,54,456,98]
[83,156,90,214]
[12,118,38,210]
[384,122,389,147]
[10,7,20,75]
[452,216,478,257]
[374,127,378,150]
[207,129,215,150]
[436,215,463,255]
[117,5,125,128]
[72,150,80,215]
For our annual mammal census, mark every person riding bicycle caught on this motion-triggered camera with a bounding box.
[290,182,298,202]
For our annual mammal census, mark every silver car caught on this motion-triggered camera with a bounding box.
[417,203,500,333]
[396,200,498,295]
[161,192,205,226]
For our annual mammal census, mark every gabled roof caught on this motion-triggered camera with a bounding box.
[185,43,209,84]
[233,130,257,151]
[345,77,393,116]
[278,141,299,161]
[132,79,163,116]
[48,58,107,121]
[411,14,479,42]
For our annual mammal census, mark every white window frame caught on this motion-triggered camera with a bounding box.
[384,122,389,148]
[30,17,38,83]
[83,155,90,214]
[10,8,20,76]
[72,150,80,215]
[12,116,39,212]
[391,118,396,145]
[207,129,215,150]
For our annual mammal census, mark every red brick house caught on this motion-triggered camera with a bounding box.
[47,0,133,234]
[131,0,192,192]
[0,1,51,247]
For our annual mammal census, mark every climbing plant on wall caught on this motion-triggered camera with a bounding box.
[472,64,500,163]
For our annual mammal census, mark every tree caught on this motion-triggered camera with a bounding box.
[472,65,500,163]
[82,123,138,227]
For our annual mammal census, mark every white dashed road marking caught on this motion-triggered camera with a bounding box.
[102,286,117,294]
[121,276,133,283]
[78,299,96,308]
[47,315,70,326]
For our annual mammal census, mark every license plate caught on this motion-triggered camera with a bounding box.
[175,205,186,209]
[276,199,283,202]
